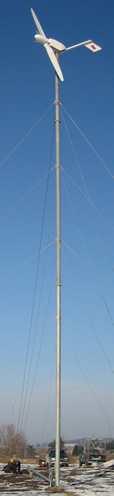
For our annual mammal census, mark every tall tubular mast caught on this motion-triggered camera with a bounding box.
[30,8,102,488]
[55,52,61,488]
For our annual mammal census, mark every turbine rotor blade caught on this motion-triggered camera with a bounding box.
[45,44,64,82]
[31,8,46,37]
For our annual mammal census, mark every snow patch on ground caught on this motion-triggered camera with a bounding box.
[0,461,114,495]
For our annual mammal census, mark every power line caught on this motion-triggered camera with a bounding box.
[61,245,114,374]
[63,169,113,231]
[20,189,55,433]
[41,339,56,445]
[62,240,114,290]
[22,259,56,433]
[0,168,55,223]
[61,104,114,179]
[0,240,55,283]
[62,322,114,430]
[61,109,113,270]
[17,121,55,435]
[0,104,53,168]
[62,174,114,326]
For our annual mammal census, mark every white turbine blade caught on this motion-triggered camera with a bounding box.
[45,44,64,81]
[31,8,45,37]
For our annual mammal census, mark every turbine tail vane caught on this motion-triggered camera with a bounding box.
[85,41,102,52]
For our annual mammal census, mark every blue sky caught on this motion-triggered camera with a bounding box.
[0,0,114,445]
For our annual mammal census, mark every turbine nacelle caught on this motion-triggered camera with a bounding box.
[34,34,66,52]
[34,34,49,45]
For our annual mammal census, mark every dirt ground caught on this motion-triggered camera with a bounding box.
[0,460,114,495]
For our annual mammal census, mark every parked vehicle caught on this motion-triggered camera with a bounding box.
[46,448,68,467]
[79,438,106,466]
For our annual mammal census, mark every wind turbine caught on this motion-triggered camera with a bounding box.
[31,8,102,488]
[31,8,101,82]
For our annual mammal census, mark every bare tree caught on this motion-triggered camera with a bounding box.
[0,424,27,459]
